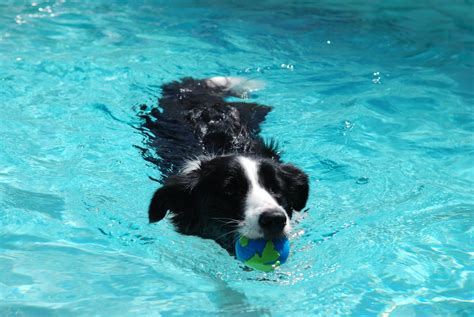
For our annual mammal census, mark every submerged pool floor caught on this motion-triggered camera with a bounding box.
[0,1,473,316]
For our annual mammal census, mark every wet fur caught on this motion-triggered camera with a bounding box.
[138,77,309,253]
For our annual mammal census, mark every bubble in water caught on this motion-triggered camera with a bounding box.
[281,63,294,71]
[342,120,354,135]
[372,71,381,84]
[343,120,353,130]
[15,15,26,25]
[38,6,53,13]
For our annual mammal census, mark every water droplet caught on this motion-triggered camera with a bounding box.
[343,120,353,130]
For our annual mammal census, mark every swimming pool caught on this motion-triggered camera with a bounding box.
[1,0,473,315]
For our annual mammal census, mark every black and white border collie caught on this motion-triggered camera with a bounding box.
[139,77,309,253]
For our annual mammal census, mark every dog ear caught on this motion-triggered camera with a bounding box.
[148,184,178,223]
[148,172,199,223]
[280,164,309,211]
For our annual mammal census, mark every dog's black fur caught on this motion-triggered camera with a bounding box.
[139,77,279,176]
[138,77,309,253]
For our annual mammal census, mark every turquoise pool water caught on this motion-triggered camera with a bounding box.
[1,1,473,316]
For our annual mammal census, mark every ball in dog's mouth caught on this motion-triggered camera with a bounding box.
[235,235,290,272]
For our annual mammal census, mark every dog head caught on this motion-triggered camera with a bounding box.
[148,155,309,248]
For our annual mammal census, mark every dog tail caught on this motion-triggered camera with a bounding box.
[204,76,265,98]
[160,76,264,101]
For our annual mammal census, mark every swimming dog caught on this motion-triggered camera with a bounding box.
[139,77,309,253]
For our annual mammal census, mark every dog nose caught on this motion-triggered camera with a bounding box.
[258,209,287,234]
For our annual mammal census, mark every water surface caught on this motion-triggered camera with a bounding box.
[0,1,473,316]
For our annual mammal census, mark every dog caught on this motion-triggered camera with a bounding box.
[138,77,309,253]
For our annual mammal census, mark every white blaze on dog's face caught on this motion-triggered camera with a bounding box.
[238,156,291,239]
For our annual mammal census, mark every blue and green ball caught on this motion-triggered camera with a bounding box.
[235,236,290,272]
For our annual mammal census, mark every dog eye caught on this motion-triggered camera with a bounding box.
[223,178,238,195]
[222,175,247,196]
[260,173,281,194]
[259,162,283,194]
[267,182,281,194]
